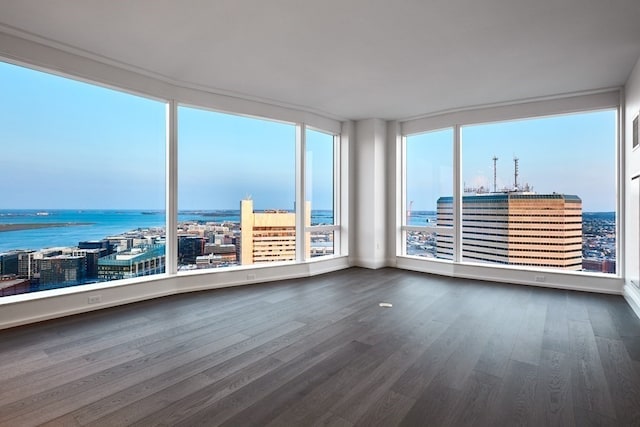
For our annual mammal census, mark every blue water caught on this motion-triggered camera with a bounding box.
[407,211,437,227]
[0,209,334,252]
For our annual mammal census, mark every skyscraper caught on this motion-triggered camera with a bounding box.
[239,199,310,265]
[437,193,583,270]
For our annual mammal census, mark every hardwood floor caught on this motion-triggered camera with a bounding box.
[0,267,639,426]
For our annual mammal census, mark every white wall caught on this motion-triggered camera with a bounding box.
[624,55,640,317]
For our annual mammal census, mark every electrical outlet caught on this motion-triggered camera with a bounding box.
[534,275,546,283]
[87,295,102,304]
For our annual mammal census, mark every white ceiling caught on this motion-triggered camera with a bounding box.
[0,0,639,120]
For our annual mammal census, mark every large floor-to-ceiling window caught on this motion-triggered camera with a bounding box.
[305,127,340,258]
[177,106,297,270]
[0,61,167,296]
[401,97,619,278]
[403,128,454,260]
[461,110,617,273]
[0,60,344,297]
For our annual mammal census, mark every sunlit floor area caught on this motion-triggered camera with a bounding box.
[0,268,639,426]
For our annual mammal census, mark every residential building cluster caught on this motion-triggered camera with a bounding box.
[0,229,166,296]
[0,200,334,296]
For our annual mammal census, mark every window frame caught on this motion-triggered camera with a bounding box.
[302,125,342,261]
[399,91,623,279]
[401,128,457,261]
[0,56,346,300]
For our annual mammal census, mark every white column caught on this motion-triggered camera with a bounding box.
[352,119,387,268]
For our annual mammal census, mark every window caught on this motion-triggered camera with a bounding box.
[461,110,617,273]
[177,106,297,270]
[0,60,343,298]
[403,128,454,259]
[401,108,618,276]
[0,61,166,296]
[305,128,339,258]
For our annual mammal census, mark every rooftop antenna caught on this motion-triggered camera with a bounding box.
[492,156,498,192]
[513,156,519,190]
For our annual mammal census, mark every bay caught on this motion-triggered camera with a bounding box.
[0,209,334,253]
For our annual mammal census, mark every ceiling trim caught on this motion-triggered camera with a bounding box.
[401,89,621,135]
[0,23,347,123]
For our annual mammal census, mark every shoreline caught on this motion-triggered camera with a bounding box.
[0,223,94,233]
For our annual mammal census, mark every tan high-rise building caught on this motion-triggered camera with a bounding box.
[240,199,311,265]
[437,193,583,270]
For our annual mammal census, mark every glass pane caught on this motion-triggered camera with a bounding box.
[406,230,450,258]
[178,107,296,270]
[306,129,334,226]
[0,62,166,296]
[461,110,616,273]
[310,230,334,258]
[405,128,454,228]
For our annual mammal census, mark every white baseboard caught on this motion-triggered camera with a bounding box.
[0,257,351,330]
[350,257,388,269]
[396,256,623,295]
[624,284,640,320]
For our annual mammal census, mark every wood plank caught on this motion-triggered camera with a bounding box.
[0,268,639,426]
[473,290,525,378]
[444,369,502,427]
[311,412,354,427]
[485,359,538,426]
[62,320,308,425]
[588,306,621,340]
[330,318,448,423]
[183,340,371,426]
[390,314,477,398]
[265,336,404,426]
[568,320,617,419]
[399,383,461,427]
[0,332,251,426]
[565,292,590,322]
[532,350,574,426]
[542,292,570,354]
[511,300,547,366]
[595,336,640,425]
[353,390,415,427]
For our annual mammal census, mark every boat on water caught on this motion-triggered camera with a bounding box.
[36,212,50,216]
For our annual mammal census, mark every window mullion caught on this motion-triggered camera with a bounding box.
[454,124,462,263]
[166,100,178,275]
[296,123,306,262]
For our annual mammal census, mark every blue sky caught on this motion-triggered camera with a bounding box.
[407,110,617,212]
[1,61,615,212]
[0,61,166,210]
[0,61,334,211]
